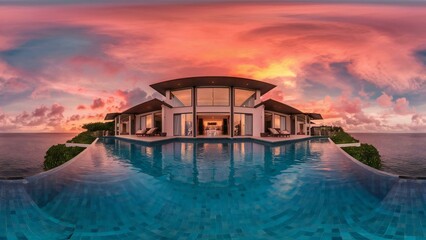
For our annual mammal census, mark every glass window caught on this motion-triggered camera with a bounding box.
[174,113,193,136]
[197,88,229,106]
[171,89,192,107]
[264,113,272,132]
[140,116,146,130]
[234,89,255,107]
[197,88,212,106]
[273,114,287,131]
[146,114,153,128]
[154,113,162,132]
[245,114,253,135]
[233,113,253,136]
[280,116,286,130]
[213,88,230,106]
[139,114,154,130]
[274,115,280,129]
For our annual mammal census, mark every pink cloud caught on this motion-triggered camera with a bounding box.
[376,92,393,108]
[393,97,412,115]
[0,2,425,132]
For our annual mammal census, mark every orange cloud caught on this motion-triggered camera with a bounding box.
[0,2,425,132]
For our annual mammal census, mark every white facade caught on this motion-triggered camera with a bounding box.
[108,77,319,137]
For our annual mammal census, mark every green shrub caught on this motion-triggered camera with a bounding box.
[44,144,85,170]
[67,131,96,144]
[82,122,114,132]
[342,144,382,169]
[330,131,359,144]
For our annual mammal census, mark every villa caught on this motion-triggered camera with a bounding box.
[104,76,322,137]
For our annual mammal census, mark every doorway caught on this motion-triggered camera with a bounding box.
[197,114,230,136]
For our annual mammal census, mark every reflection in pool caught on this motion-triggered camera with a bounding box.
[1,138,425,239]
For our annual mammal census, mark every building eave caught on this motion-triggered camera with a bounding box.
[150,76,276,96]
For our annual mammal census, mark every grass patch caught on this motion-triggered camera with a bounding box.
[67,131,96,144]
[44,144,85,170]
[342,144,382,169]
[330,131,359,144]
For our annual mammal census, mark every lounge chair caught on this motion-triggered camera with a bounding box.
[279,129,291,138]
[145,127,157,136]
[268,128,281,137]
[136,129,148,136]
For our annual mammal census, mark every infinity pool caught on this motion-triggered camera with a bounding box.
[1,137,426,239]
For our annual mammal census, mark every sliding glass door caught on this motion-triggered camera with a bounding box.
[234,113,253,136]
[174,113,193,136]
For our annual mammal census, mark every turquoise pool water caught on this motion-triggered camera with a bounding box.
[1,137,425,239]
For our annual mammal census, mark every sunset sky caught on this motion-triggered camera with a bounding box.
[0,0,425,132]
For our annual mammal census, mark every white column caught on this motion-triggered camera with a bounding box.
[307,116,311,136]
[161,105,166,134]
[129,115,132,135]
[152,113,155,128]
[118,115,121,135]
[114,117,117,136]
[305,115,307,135]
[294,115,297,135]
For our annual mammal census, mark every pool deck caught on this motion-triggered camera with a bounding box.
[114,134,313,143]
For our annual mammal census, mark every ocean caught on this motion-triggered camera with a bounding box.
[0,133,425,178]
[351,133,426,177]
[0,133,75,178]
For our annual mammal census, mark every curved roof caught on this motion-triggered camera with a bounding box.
[150,76,276,96]
[307,113,323,120]
[104,98,171,120]
[122,98,171,114]
[257,99,304,115]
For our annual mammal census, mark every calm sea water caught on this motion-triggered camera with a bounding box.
[1,133,425,178]
[351,133,426,177]
[0,133,75,178]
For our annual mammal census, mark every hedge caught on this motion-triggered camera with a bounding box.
[67,131,96,144]
[44,144,85,170]
[330,131,359,144]
[82,122,114,132]
[342,144,382,169]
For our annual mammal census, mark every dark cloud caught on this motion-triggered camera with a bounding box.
[48,104,65,117]
[10,103,65,128]
[414,49,426,66]
[32,106,49,117]
[68,114,81,121]
[116,87,163,109]
[91,98,105,109]
[0,27,115,74]
[77,105,86,110]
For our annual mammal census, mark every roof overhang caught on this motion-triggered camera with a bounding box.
[104,98,171,120]
[104,113,119,121]
[257,99,304,115]
[150,76,276,96]
[307,113,323,120]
